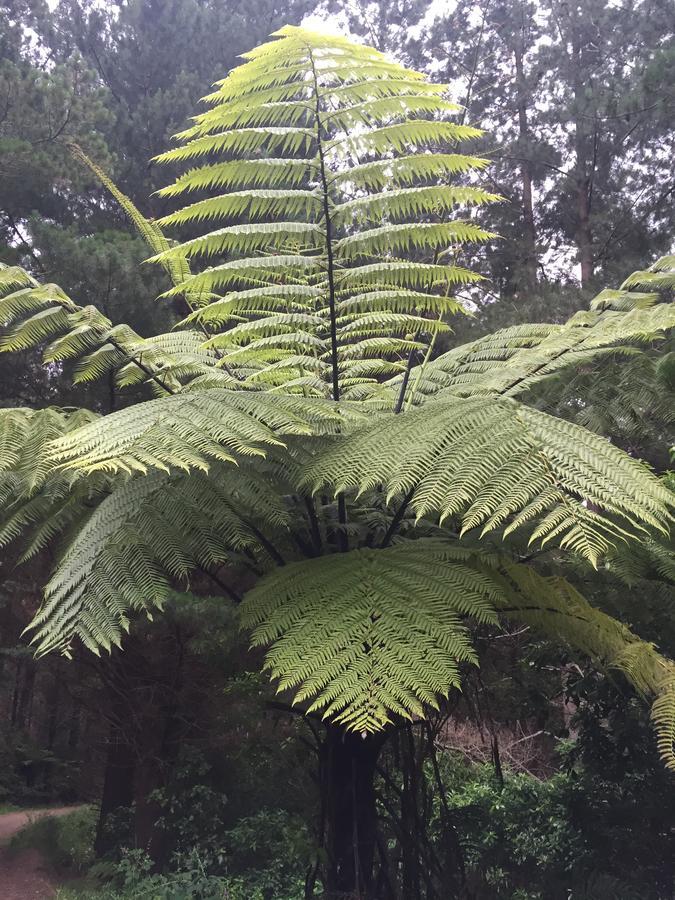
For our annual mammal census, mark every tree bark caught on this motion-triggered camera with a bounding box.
[95,719,136,856]
[513,22,538,291]
[322,725,387,898]
[576,176,594,286]
[570,8,595,287]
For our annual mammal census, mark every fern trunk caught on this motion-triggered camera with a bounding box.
[322,725,387,898]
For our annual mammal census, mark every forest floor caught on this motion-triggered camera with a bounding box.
[0,807,81,899]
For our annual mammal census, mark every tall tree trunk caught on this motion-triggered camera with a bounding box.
[570,9,594,287]
[95,720,136,856]
[576,176,594,286]
[513,19,538,291]
[322,725,387,898]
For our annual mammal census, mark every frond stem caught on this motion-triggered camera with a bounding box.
[240,517,286,567]
[380,486,415,548]
[308,47,348,551]
[394,347,418,414]
[107,336,175,396]
[308,49,341,405]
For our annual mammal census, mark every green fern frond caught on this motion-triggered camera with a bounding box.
[149,222,323,263]
[241,541,503,731]
[156,159,315,197]
[303,395,673,565]
[153,25,492,399]
[331,154,490,191]
[0,407,97,495]
[48,390,344,474]
[332,186,500,226]
[398,281,675,402]
[156,190,321,227]
[0,263,37,294]
[494,564,675,769]
[241,538,675,755]
[335,222,495,258]
[26,465,289,656]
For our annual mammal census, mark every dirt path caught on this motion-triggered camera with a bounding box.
[0,806,82,899]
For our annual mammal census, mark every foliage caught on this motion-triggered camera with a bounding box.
[10,806,97,873]
[0,28,673,774]
[0,9,674,898]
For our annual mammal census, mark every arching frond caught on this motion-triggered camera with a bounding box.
[26,465,290,657]
[494,564,675,769]
[48,389,344,474]
[303,395,673,565]
[0,268,218,393]
[383,263,675,405]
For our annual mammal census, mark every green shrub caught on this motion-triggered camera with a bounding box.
[58,847,305,900]
[10,806,96,873]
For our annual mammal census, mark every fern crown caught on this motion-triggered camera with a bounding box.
[1,28,674,766]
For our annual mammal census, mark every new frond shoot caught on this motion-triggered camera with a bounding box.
[152,24,497,399]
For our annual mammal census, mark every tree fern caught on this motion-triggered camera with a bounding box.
[2,27,675,772]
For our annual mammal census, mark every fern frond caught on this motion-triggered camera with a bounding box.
[156,159,315,197]
[156,190,321,227]
[335,222,495,258]
[26,465,289,656]
[400,290,675,402]
[153,26,492,398]
[241,541,503,731]
[495,564,675,770]
[332,186,500,226]
[303,395,673,565]
[149,222,323,263]
[69,143,191,289]
[332,154,490,191]
[48,390,343,474]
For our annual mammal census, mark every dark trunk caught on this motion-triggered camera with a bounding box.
[322,726,387,898]
[16,658,36,730]
[576,177,594,286]
[94,721,136,856]
[46,661,61,751]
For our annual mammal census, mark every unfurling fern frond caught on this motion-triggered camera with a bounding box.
[303,395,673,565]
[152,24,495,396]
